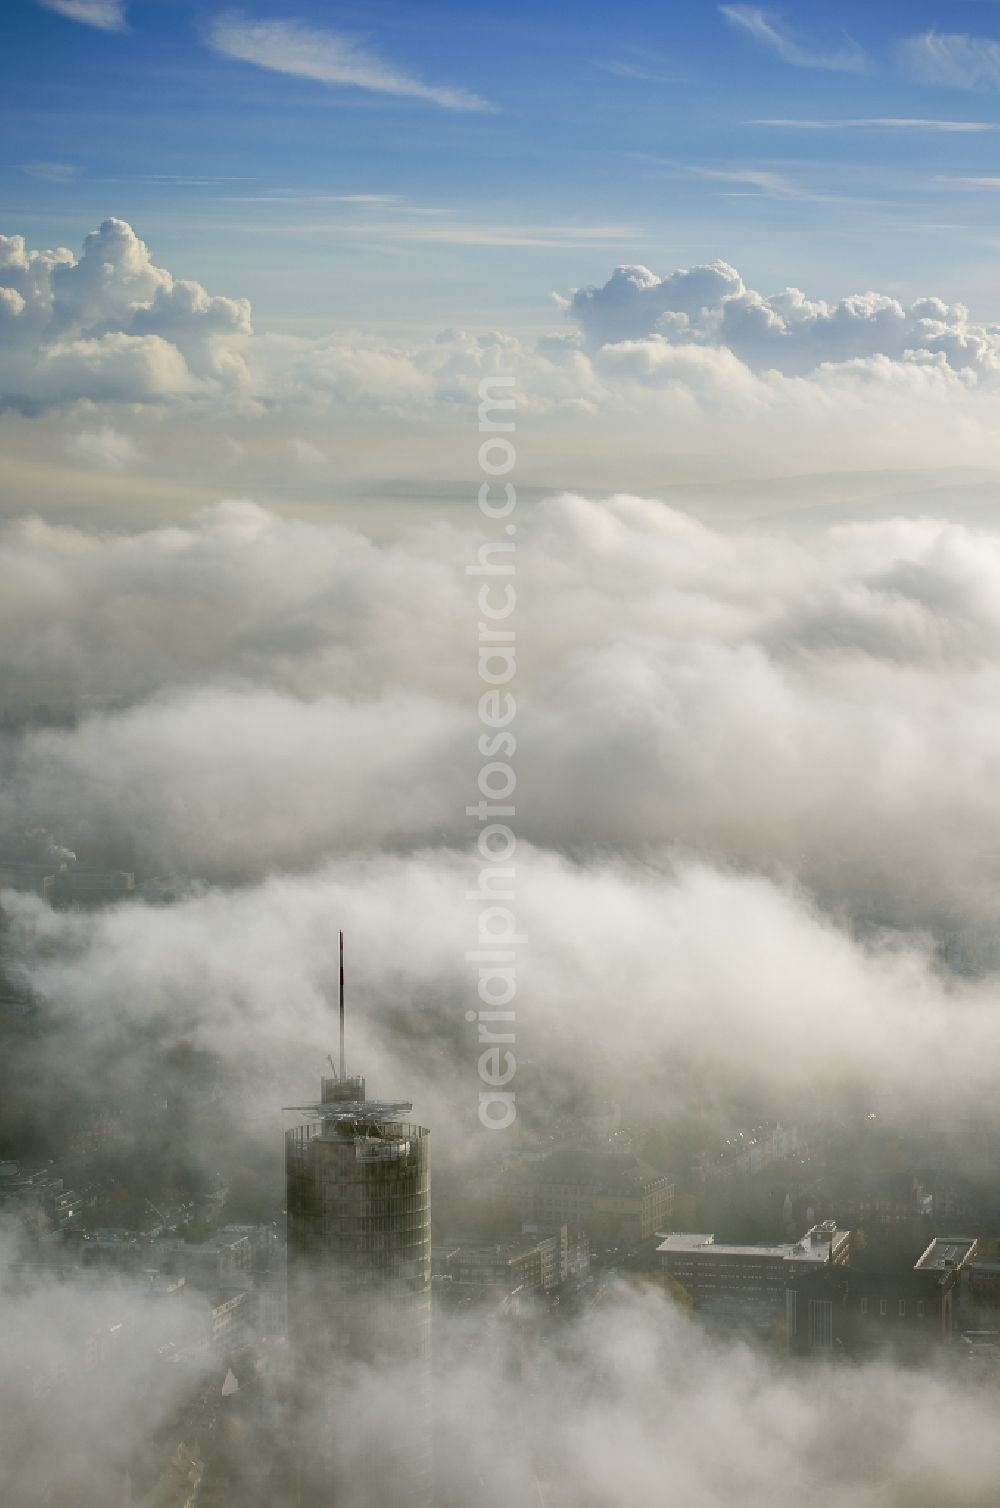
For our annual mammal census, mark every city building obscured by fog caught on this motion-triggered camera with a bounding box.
[787,1234,979,1356]
[657,1220,850,1315]
[433,1222,589,1305]
[504,1146,674,1244]
[285,1070,433,1508]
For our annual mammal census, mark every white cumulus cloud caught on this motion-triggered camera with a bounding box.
[0,219,251,412]
[566,259,1000,379]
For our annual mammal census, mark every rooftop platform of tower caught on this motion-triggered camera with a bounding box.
[284,1097,415,1124]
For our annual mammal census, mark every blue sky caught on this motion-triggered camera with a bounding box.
[9,0,1000,331]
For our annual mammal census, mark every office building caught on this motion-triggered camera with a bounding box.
[657,1220,851,1313]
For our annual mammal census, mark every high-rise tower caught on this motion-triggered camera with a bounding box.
[284,936,432,1507]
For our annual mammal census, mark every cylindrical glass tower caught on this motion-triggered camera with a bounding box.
[285,1075,432,1508]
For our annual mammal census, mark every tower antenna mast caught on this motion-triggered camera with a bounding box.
[339,929,346,1081]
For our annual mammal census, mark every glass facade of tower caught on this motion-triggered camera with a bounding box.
[285,1078,432,1507]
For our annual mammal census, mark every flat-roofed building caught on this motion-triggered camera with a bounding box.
[657,1221,850,1312]
[434,1237,544,1299]
[0,861,61,898]
[433,1223,583,1303]
[152,1229,254,1289]
[53,867,135,906]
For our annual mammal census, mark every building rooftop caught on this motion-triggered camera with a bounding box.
[914,1236,978,1273]
[655,1233,716,1252]
[656,1222,850,1265]
[438,1232,555,1266]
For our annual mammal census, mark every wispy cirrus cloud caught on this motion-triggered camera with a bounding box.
[897,31,1000,91]
[351,222,637,248]
[690,166,800,197]
[104,174,258,186]
[257,220,639,248]
[35,0,126,30]
[19,161,80,182]
[753,117,999,132]
[596,60,680,83]
[934,175,1000,189]
[720,5,870,73]
[222,193,406,205]
[594,47,682,84]
[205,14,491,112]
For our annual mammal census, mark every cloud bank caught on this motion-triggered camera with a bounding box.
[6,1244,1000,1508]
[8,221,1000,472]
[6,493,1000,958]
[3,484,1000,1508]
[5,846,999,1148]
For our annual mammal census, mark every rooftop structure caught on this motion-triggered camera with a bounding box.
[914,1236,978,1274]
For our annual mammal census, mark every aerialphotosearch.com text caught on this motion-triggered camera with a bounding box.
[467,373,521,1131]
